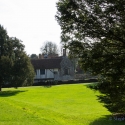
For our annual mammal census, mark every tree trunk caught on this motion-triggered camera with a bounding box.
[0,83,2,91]
[0,78,2,91]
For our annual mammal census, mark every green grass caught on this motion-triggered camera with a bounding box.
[0,83,124,125]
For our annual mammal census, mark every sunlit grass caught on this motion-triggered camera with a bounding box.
[0,84,124,125]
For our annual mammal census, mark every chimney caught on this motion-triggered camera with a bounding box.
[39,54,42,59]
[63,49,66,56]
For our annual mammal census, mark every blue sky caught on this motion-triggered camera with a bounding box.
[0,0,61,55]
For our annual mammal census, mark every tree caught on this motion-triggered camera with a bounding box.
[0,25,10,91]
[0,25,35,91]
[40,41,58,56]
[56,0,125,114]
[30,54,38,59]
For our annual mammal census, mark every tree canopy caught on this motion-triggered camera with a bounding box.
[30,54,38,59]
[0,25,35,91]
[40,41,59,56]
[56,0,125,113]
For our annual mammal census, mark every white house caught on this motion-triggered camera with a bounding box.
[31,56,74,82]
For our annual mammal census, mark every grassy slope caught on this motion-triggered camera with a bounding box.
[0,84,124,125]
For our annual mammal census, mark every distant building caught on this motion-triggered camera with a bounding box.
[31,49,74,82]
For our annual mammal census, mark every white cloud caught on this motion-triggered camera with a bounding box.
[0,0,61,55]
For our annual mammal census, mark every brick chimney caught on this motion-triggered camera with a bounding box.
[63,49,66,56]
[39,54,42,59]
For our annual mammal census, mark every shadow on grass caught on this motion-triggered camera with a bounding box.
[89,115,125,125]
[43,85,52,88]
[85,83,125,125]
[85,82,98,88]
[0,90,27,97]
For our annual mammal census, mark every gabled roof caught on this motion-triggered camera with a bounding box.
[31,58,62,69]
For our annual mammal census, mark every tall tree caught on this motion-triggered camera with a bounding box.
[0,25,9,91]
[40,41,58,56]
[56,0,125,114]
[0,25,35,91]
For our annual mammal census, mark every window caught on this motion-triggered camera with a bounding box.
[40,69,45,75]
[64,69,69,75]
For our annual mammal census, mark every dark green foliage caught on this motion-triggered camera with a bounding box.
[0,25,35,91]
[56,0,125,113]
[30,54,38,59]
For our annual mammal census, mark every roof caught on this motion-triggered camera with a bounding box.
[31,58,62,69]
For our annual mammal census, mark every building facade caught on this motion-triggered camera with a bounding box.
[31,56,74,82]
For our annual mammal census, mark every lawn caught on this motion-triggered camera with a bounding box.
[0,83,124,125]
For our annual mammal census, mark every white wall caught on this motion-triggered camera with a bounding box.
[46,69,54,78]
[35,69,59,80]
[35,69,45,79]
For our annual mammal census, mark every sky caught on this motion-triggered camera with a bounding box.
[0,0,61,55]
